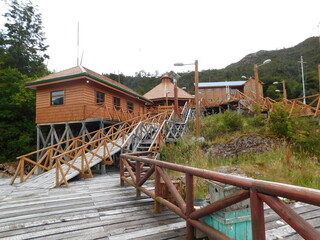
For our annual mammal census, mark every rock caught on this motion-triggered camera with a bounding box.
[192,137,205,143]
[204,135,280,159]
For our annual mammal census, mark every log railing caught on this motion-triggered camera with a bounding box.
[279,94,320,117]
[10,111,172,186]
[84,104,140,122]
[201,90,320,118]
[120,153,320,240]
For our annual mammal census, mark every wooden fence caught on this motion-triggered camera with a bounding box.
[120,153,320,240]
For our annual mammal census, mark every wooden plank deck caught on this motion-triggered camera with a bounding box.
[1,171,319,239]
[0,171,186,240]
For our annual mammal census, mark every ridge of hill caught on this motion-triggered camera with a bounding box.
[105,37,320,99]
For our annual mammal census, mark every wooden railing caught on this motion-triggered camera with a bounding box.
[10,112,172,187]
[279,94,320,117]
[201,90,320,118]
[36,104,141,124]
[120,153,320,240]
[84,104,140,122]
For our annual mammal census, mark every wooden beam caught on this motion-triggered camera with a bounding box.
[259,193,320,239]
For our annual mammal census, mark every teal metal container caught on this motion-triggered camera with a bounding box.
[204,208,252,240]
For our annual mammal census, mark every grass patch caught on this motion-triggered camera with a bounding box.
[161,111,320,198]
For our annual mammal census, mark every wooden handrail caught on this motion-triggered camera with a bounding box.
[120,153,320,240]
[10,111,173,187]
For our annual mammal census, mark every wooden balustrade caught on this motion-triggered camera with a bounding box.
[11,111,172,187]
[120,153,320,240]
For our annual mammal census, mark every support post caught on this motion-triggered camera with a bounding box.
[250,189,266,240]
[186,173,194,240]
[120,157,124,186]
[154,166,161,213]
[36,125,41,175]
[136,160,141,199]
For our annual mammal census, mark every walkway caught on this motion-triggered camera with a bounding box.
[1,171,185,240]
[1,172,319,239]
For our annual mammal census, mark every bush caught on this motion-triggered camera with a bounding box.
[267,103,293,138]
[291,120,320,159]
[221,110,243,132]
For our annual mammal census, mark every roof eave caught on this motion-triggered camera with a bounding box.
[25,72,153,104]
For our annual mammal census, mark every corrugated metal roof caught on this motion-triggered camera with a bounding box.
[198,81,246,88]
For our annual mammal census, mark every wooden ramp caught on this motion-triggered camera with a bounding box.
[0,172,186,240]
[19,137,126,189]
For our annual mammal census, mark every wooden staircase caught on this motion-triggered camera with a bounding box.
[11,102,194,189]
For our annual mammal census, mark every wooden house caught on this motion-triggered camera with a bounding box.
[26,66,152,124]
[26,66,153,152]
[198,77,264,107]
[143,75,194,109]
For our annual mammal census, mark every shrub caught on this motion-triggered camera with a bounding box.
[267,103,293,138]
[221,110,243,132]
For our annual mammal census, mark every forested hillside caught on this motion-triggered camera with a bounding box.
[106,37,320,99]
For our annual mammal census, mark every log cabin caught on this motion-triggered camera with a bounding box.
[25,66,153,152]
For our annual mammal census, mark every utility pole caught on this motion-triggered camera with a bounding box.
[253,64,259,101]
[282,81,287,99]
[195,60,200,137]
[298,56,307,104]
[318,64,320,93]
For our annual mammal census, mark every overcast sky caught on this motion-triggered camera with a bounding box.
[1,0,320,76]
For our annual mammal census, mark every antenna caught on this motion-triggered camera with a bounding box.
[77,22,80,66]
[80,50,84,66]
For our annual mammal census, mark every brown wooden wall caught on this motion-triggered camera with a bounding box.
[199,80,264,107]
[198,85,243,104]
[243,78,264,98]
[35,78,146,124]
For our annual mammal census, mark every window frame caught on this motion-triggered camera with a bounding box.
[113,97,121,110]
[51,90,64,106]
[96,91,105,105]
[127,101,134,113]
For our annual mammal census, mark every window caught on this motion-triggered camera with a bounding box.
[247,86,251,91]
[51,90,64,105]
[127,101,134,113]
[207,89,212,92]
[199,89,204,94]
[114,97,120,110]
[216,88,221,92]
[231,89,237,94]
[96,91,105,105]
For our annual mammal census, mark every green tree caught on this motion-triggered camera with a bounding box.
[0,0,49,77]
[0,68,36,162]
[0,0,49,163]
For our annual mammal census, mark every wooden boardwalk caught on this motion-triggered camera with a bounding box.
[1,171,185,240]
[1,171,319,239]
